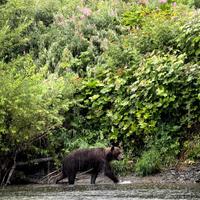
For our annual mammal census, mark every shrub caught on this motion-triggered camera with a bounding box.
[135,129,179,175]
[0,55,79,185]
[0,0,33,61]
[152,128,180,166]
[194,0,200,8]
[177,13,200,62]
[122,5,152,28]
[1,0,199,182]
[135,148,161,176]
[122,4,193,54]
[74,51,200,161]
[29,0,129,74]
[184,135,200,160]
[112,156,134,176]
[0,56,77,155]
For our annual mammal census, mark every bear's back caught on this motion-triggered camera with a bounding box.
[62,148,106,172]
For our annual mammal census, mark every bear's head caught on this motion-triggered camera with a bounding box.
[106,146,123,161]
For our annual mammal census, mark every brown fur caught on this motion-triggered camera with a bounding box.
[56,146,123,185]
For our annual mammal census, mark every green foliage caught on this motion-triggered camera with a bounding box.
[175,0,200,8]
[153,128,180,165]
[0,0,7,5]
[74,51,200,155]
[0,0,33,61]
[122,5,152,28]
[177,14,200,62]
[0,56,78,156]
[194,0,200,8]
[135,128,180,175]
[135,148,161,176]
[0,0,200,184]
[26,0,130,74]
[112,157,134,176]
[122,4,192,54]
[184,135,200,160]
[62,137,107,154]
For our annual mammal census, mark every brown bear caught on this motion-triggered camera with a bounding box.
[56,146,123,185]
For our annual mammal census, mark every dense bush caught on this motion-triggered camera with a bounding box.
[122,4,192,54]
[184,135,200,160]
[177,14,200,63]
[0,0,33,61]
[0,0,200,185]
[0,55,78,184]
[194,0,200,8]
[74,52,200,153]
[66,1,200,175]
[135,148,161,176]
[28,0,129,74]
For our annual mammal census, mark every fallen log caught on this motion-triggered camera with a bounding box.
[16,157,53,166]
[40,168,94,184]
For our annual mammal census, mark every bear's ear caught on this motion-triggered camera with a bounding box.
[111,146,115,152]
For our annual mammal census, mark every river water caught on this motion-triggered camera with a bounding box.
[1,183,200,200]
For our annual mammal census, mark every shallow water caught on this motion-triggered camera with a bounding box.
[1,183,200,200]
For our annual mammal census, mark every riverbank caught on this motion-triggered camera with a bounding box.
[6,159,200,186]
[56,161,200,186]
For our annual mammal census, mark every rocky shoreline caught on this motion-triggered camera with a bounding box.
[10,160,200,186]
[158,162,200,184]
[126,162,200,185]
[73,161,200,185]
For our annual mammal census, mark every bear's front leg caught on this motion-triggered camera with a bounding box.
[104,163,119,183]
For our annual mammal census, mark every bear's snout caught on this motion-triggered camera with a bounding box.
[117,153,124,160]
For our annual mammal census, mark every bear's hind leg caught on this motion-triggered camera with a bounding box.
[91,173,98,184]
